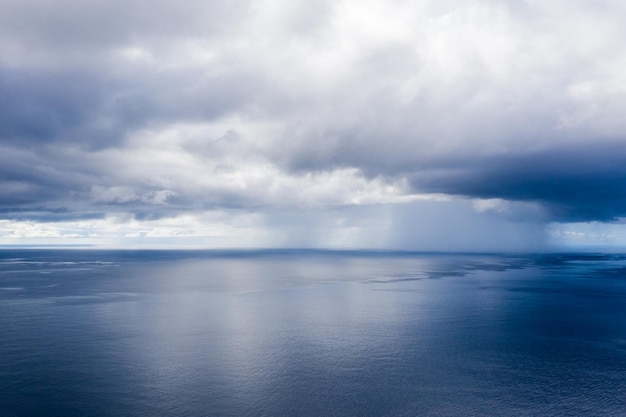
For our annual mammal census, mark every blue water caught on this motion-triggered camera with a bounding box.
[1,250,625,416]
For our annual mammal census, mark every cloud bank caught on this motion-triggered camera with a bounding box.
[1,0,626,248]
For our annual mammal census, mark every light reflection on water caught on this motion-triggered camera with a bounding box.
[1,250,626,416]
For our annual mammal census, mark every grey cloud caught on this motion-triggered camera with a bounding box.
[0,64,266,148]
[2,0,626,230]
[0,207,104,223]
[0,68,115,145]
[0,0,249,54]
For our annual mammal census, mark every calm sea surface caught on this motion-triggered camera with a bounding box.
[1,250,625,416]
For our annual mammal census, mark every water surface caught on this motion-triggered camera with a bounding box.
[1,250,625,416]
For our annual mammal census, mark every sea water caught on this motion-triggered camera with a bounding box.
[1,250,625,416]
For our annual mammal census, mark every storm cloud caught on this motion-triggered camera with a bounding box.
[1,0,626,248]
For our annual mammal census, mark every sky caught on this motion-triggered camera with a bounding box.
[1,0,626,250]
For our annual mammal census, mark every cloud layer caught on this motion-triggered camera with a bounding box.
[2,0,626,247]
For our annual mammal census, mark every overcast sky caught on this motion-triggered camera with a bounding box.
[2,0,626,250]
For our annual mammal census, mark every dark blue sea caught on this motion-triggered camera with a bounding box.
[1,250,625,416]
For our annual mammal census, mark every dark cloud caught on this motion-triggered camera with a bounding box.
[410,143,626,221]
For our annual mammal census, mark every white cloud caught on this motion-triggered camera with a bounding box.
[548,220,626,247]
[2,0,626,248]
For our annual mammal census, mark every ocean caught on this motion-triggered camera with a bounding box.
[1,249,625,416]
